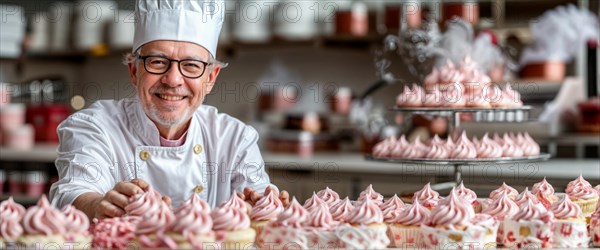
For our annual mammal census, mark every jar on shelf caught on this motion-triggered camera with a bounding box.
[298,131,314,158]
[442,1,479,25]
[5,124,34,151]
[330,87,353,115]
[24,171,47,197]
[8,171,22,194]
[0,103,25,131]
[335,1,368,36]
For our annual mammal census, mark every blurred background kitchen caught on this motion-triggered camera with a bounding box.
[0,0,598,206]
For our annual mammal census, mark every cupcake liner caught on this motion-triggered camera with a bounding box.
[260,226,307,250]
[496,221,508,245]
[591,217,600,247]
[552,219,589,248]
[18,234,67,249]
[388,224,424,248]
[572,197,599,217]
[305,228,339,250]
[421,223,498,250]
[217,228,257,250]
[335,223,389,249]
[63,234,93,250]
[251,220,270,247]
[503,219,554,249]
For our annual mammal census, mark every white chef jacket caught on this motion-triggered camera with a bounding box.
[50,97,272,209]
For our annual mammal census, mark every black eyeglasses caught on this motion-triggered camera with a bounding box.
[138,55,212,79]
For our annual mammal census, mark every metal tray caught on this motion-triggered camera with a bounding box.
[365,153,551,165]
[389,106,533,123]
[389,106,533,112]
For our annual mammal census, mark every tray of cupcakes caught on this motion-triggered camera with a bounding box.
[1,177,599,249]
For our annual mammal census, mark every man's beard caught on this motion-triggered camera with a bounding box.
[145,102,192,128]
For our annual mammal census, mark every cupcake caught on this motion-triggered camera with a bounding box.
[304,192,328,212]
[329,197,354,223]
[455,182,481,213]
[212,205,256,250]
[515,187,544,209]
[61,205,92,249]
[380,195,405,246]
[504,200,555,248]
[134,199,176,248]
[482,192,519,246]
[125,187,164,217]
[424,88,444,107]
[380,194,405,214]
[590,204,600,247]
[0,197,25,248]
[336,197,390,249]
[566,175,599,217]
[450,132,477,159]
[166,195,216,249]
[260,198,308,249]
[388,200,430,248]
[549,196,589,248]
[594,184,600,195]
[501,134,524,157]
[357,184,384,207]
[516,132,540,156]
[531,177,558,209]
[372,137,396,158]
[91,217,140,249]
[316,187,340,208]
[476,133,503,159]
[489,182,519,201]
[250,190,283,247]
[19,195,67,248]
[413,183,441,210]
[424,142,450,159]
[221,191,252,214]
[305,203,340,249]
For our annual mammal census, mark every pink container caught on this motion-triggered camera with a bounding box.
[5,124,34,151]
[0,83,11,108]
[0,103,25,130]
[8,171,22,194]
[25,171,47,197]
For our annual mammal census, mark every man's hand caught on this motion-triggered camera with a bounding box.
[241,186,290,207]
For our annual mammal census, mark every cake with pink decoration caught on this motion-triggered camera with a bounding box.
[380,194,405,247]
[482,192,518,246]
[221,191,252,214]
[503,200,555,248]
[0,197,26,248]
[413,183,441,210]
[335,197,390,249]
[515,187,545,210]
[61,204,92,249]
[455,182,482,212]
[133,196,176,248]
[421,189,498,249]
[482,182,519,211]
[260,198,308,249]
[566,174,599,217]
[532,177,558,209]
[125,187,165,217]
[211,204,256,250]
[476,134,503,158]
[357,184,384,207]
[19,195,67,248]
[450,132,477,159]
[590,204,600,247]
[304,192,328,212]
[250,191,283,247]
[305,202,340,249]
[166,194,216,249]
[549,196,589,248]
[91,216,140,249]
[388,200,430,248]
[316,187,340,208]
[329,197,354,223]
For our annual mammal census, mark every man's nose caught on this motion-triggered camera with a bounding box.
[161,62,184,86]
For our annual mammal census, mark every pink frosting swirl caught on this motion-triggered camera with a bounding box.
[424,88,444,107]
[482,192,518,220]
[91,217,140,249]
[429,189,475,227]
[429,135,445,146]
[304,192,328,212]
[444,136,456,152]
[566,174,593,194]
[532,177,555,198]
[455,182,477,204]
[567,185,599,201]
[346,197,383,225]
[518,133,540,156]
[357,184,384,206]
[476,134,503,158]
[515,187,541,208]
[595,185,600,195]
[250,191,283,221]
[425,143,450,159]
[390,135,410,158]
[513,200,554,222]
[62,204,90,234]
[329,197,354,222]
[450,132,477,159]
[170,201,213,237]
[550,196,582,220]
[316,187,340,207]
[135,201,175,235]
[372,137,396,158]
[0,218,23,241]
[502,84,523,107]
[179,194,211,214]
[211,205,251,231]
[413,183,441,209]
[439,61,464,85]
[391,200,430,226]
[22,195,67,235]
[220,192,250,213]
[273,198,309,228]
[0,196,26,221]
[501,134,524,157]
[308,203,338,230]
[125,187,163,217]
[396,85,424,107]
[380,194,405,212]
[399,139,426,159]
[442,83,466,107]
[489,182,519,200]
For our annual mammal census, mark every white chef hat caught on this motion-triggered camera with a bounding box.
[133,0,224,57]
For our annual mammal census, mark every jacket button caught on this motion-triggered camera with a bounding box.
[194,185,204,193]
[140,150,150,161]
[193,144,202,154]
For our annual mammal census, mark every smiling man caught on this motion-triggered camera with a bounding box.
[50,0,288,219]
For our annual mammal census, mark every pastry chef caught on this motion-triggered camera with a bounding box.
[50,0,288,219]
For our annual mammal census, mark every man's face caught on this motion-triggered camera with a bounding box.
[128,40,220,128]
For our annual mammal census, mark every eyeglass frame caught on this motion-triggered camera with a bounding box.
[137,55,212,79]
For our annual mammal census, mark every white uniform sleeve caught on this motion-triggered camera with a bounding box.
[230,125,273,194]
[49,114,117,208]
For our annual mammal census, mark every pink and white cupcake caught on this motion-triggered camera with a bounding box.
[357,184,384,207]
[549,196,589,248]
[167,195,216,249]
[424,88,444,107]
[380,194,405,214]
[390,135,410,158]
[532,177,558,209]
[413,183,441,210]
[304,193,328,212]
[372,136,396,158]
[388,200,430,248]
[476,134,503,158]
[444,136,456,152]
[212,204,256,249]
[19,195,67,248]
[515,187,544,209]
[61,205,92,249]
[490,182,519,201]
[305,203,340,250]
[380,195,405,246]
[221,191,252,214]
[425,143,450,159]
[503,200,555,248]
[501,134,524,157]
[590,204,600,247]
[399,138,426,159]
[566,175,599,217]
[517,132,540,156]
[482,192,519,246]
[91,217,140,249]
[455,182,481,212]
[260,198,308,249]
[442,82,467,108]
[134,199,176,248]
[330,197,354,223]
[595,185,600,195]
[316,187,340,208]
[0,197,25,248]
[250,191,283,246]
[125,187,164,217]
[336,197,390,249]
[450,132,477,159]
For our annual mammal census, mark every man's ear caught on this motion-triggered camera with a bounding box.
[128,62,138,87]
[204,64,221,94]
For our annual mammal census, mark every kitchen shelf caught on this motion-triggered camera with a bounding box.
[0,143,58,162]
[0,194,41,205]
